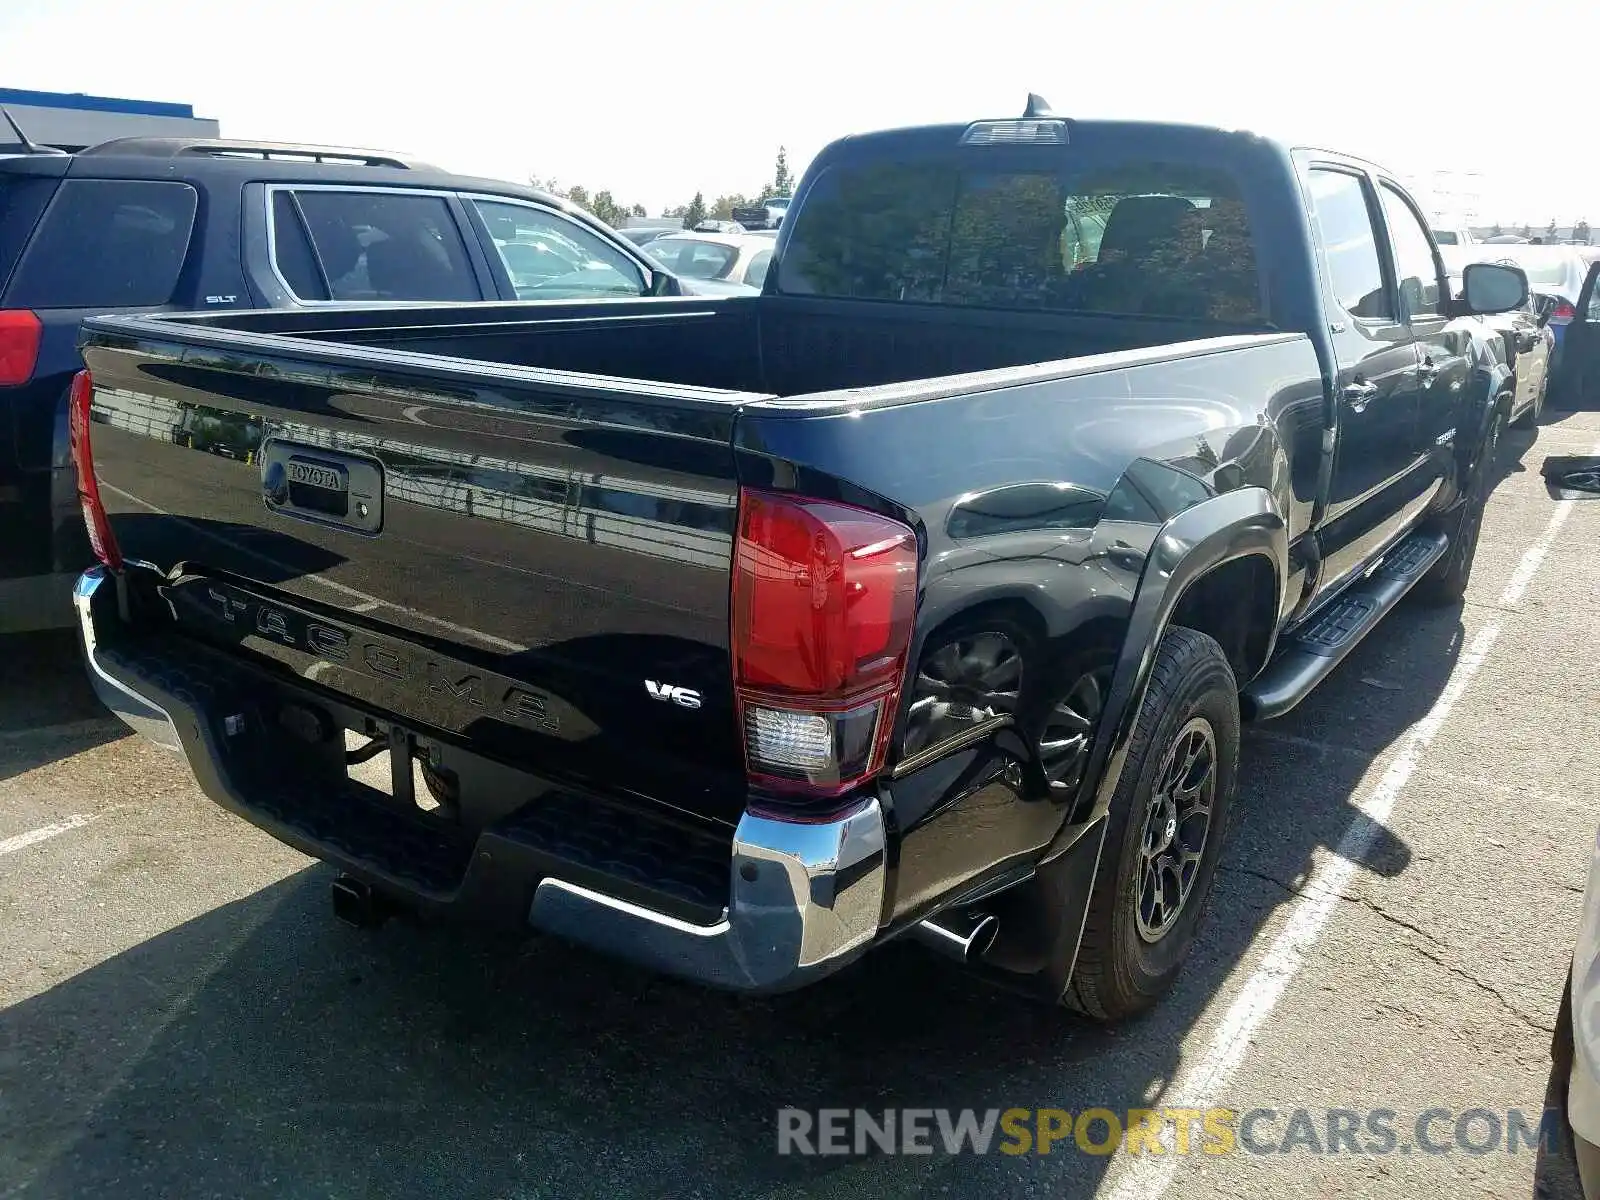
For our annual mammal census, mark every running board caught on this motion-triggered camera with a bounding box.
[1242,530,1448,720]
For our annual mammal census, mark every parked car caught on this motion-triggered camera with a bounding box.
[1443,252,1554,429]
[618,225,680,249]
[1549,259,1600,407]
[731,195,789,230]
[68,99,1527,1018]
[644,231,773,289]
[1467,245,1592,368]
[1555,821,1600,1197]
[1430,220,1476,247]
[0,137,709,633]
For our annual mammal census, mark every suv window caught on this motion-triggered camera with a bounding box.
[1306,170,1390,321]
[1379,184,1444,319]
[0,175,57,295]
[472,199,644,299]
[778,159,1266,323]
[4,179,197,308]
[271,188,481,302]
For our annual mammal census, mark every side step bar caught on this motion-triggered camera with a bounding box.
[1243,530,1449,720]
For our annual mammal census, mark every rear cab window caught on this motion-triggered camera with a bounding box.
[777,152,1269,324]
[268,188,482,302]
[3,179,197,308]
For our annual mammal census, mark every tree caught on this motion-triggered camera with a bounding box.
[1520,223,1532,238]
[1548,218,1560,241]
[1490,222,1503,237]
[772,146,793,197]
[682,191,707,230]
[1577,220,1592,246]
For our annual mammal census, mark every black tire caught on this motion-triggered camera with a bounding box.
[1062,626,1239,1021]
[1416,408,1504,606]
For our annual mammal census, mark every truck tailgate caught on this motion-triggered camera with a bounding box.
[79,335,752,824]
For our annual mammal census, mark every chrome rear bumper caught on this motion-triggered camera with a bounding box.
[74,565,888,992]
[74,568,182,752]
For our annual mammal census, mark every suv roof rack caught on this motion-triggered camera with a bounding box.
[75,137,431,169]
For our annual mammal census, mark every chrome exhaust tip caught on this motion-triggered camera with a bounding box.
[912,910,999,963]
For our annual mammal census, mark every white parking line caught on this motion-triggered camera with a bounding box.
[1103,448,1591,1199]
[0,814,96,857]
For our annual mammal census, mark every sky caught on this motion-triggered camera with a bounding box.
[0,0,1588,226]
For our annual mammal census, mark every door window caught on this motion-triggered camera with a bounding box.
[1305,169,1390,321]
[472,199,644,299]
[1379,184,1445,320]
[270,189,481,302]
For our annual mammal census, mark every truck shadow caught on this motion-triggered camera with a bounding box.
[0,591,1478,1199]
[0,630,128,783]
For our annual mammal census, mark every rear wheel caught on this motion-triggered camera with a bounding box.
[1060,626,1239,1021]
[1417,408,1504,606]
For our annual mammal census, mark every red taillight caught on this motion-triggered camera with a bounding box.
[68,369,122,570]
[0,309,42,386]
[1553,301,1577,324]
[731,487,918,798]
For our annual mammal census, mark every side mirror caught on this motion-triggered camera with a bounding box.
[1534,294,1558,327]
[646,270,680,297]
[1461,262,1529,315]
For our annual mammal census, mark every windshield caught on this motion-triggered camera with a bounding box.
[647,237,740,280]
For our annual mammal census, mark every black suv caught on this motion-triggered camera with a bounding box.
[0,137,699,633]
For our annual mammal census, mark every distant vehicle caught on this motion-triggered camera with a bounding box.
[691,219,745,235]
[731,195,790,230]
[644,231,773,289]
[1430,222,1475,247]
[618,226,679,248]
[0,134,712,633]
[1483,234,1531,244]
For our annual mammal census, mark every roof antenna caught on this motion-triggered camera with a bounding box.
[0,107,68,156]
[1023,93,1057,119]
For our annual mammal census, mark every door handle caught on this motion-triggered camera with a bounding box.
[1418,360,1440,388]
[1342,380,1379,412]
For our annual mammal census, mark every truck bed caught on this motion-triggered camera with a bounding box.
[117,293,1268,398]
[78,296,1302,839]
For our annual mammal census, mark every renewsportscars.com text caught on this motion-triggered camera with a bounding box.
[776,1106,1567,1157]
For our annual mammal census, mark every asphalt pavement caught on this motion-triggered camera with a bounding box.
[3,412,1599,1199]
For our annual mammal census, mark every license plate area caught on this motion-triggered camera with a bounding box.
[261,439,383,534]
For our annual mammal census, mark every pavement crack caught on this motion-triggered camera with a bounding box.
[1218,865,1557,1034]
[1397,939,1555,1035]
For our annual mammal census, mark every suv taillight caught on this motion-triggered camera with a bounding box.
[0,309,42,386]
[1552,301,1577,325]
[68,369,122,570]
[731,487,918,799]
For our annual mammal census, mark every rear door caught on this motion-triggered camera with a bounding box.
[247,183,498,307]
[1556,260,1600,408]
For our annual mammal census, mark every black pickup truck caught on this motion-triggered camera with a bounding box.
[70,100,1529,1020]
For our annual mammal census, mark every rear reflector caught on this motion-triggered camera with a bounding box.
[68,369,122,570]
[732,488,918,797]
[0,309,42,386]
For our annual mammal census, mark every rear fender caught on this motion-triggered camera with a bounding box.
[1028,487,1285,997]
